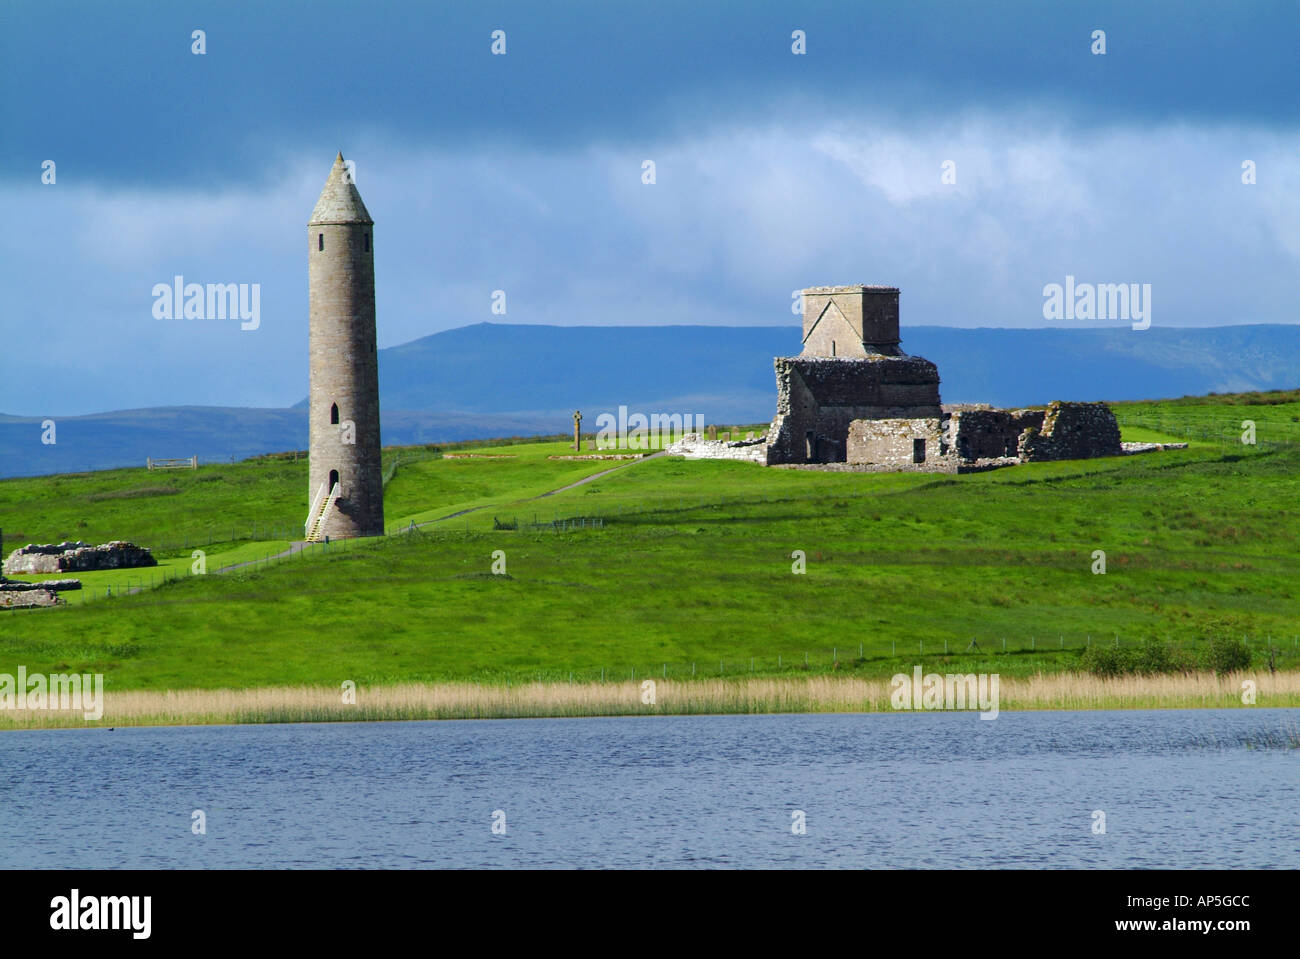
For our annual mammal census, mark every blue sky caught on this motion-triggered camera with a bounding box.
[2,0,1298,414]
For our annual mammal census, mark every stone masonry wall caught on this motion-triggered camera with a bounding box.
[766,355,942,465]
[949,409,1045,461]
[1,588,60,609]
[3,541,156,575]
[1019,401,1122,461]
[846,417,949,470]
[840,402,1123,473]
[800,286,902,357]
[308,156,385,539]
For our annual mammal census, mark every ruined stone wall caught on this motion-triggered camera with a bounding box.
[1,587,60,609]
[1020,401,1122,461]
[840,402,1121,472]
[846,417,949,470]
[949,409,1044,461]
[665,434,768,463]
[0,575,79,610]
[3,541,155,575]
[766,356,942,465]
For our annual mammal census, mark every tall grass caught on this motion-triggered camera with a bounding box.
[2,670,1297,731]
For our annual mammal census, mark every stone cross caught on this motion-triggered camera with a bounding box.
[573,410,582,450]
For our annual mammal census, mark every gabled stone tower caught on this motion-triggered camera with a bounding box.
[766,284,942,464]
[800,285,902,357]
[305,152,384,540]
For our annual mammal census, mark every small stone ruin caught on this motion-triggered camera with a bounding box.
[3,541,157,575]
[0,576,82,609]
[843,400,1123,473]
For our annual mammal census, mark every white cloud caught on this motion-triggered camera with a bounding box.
[3,113,1299,413]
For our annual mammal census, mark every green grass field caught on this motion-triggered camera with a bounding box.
[2,392,1299,694]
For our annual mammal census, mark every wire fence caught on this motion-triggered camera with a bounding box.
[1116,412,1300,451]
[143,524,302,554]
[422,632,1300,686]
[71,538,344,603]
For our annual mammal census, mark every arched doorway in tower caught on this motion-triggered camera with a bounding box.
[329,469,340,493]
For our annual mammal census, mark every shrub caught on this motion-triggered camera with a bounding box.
[1203,637,1251,675]
[1131,637,1180,674]
[1081,644,1134,678]
[1081,638,1181,677]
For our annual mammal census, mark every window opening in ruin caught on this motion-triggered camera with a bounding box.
[913,438,926,463]
[805,430,816,461]
[364,233,370,252]
[318,233,324,251]
[330,402,339,425]
[831,340,836,356]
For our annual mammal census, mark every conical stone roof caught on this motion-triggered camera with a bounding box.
[309,152,373,225]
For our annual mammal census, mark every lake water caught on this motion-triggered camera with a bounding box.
[1,709,1297,868]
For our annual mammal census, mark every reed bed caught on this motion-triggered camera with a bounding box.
[1,671,1298,731]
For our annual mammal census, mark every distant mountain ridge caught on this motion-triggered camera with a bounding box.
[344,321,1300,414]
[3,322,1298,478]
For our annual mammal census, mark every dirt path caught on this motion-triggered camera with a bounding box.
[215,540,311,574]
[209,450,667,570]
[401,451,667,531]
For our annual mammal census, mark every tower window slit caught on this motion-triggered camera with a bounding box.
[330,402,339,425]
[318,233,324,251]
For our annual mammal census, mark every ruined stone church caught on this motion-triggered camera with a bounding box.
[763,285,1123,472]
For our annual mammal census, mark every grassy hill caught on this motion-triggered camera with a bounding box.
[3,391,1300,704]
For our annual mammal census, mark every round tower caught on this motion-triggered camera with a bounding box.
[305,152,384,540]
